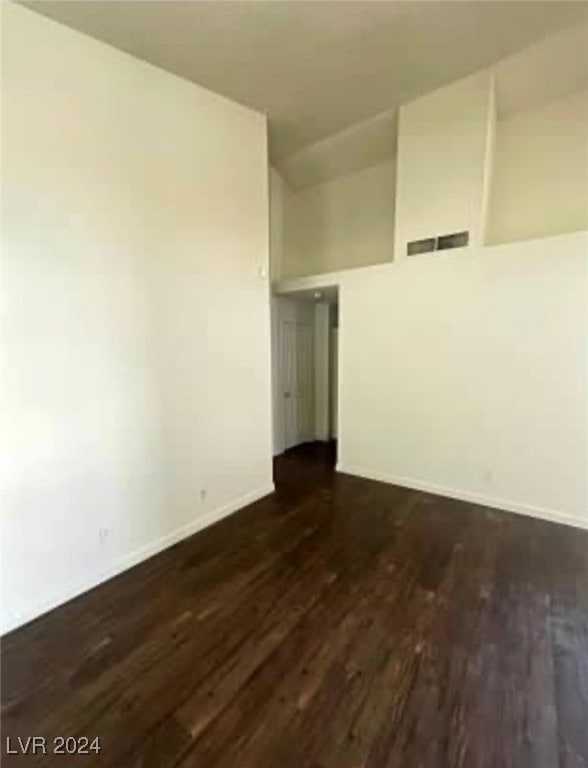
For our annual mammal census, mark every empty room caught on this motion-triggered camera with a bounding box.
[1,1,588,766]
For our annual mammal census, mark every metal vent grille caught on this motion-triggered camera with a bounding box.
[407,237,436,256]
[407,231,469,256]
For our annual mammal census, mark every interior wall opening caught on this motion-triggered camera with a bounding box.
[271,287,339,471]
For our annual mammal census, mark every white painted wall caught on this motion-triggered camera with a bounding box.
[338,232,588,528]
[494,21,588,119]
[269,167,285,281]
[487,89,588,246]
[1,5,273,633]
[282,159,396,277]
[394,70,495,257]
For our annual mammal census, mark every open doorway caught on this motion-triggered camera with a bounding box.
[271,287,339,469]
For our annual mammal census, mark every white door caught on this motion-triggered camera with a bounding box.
[281,320,314,450]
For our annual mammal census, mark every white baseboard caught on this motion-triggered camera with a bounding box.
[1,483,275,636]
[336,463,588,532]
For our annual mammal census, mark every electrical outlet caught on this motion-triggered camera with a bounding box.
[98,527,110,544]
[200,489,207,502]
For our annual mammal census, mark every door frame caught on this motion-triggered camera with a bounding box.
[271,290,340,457]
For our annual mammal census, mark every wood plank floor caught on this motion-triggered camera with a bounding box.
[2,443,587,768]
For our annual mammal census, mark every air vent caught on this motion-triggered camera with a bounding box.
[407,237,436,256]
[407,231,470,256]
[437,231,469,250]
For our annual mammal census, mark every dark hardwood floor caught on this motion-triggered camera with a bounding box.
[2,443,587,767]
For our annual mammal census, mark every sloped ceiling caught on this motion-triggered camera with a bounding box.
[21,1,588,187]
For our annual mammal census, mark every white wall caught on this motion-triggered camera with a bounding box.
[269,167,285,281]
[338,232,588,528]
[282,159,396,277]
[394,70,495,257]
[494,21,588,119]
[487,89,588,246]
[1,4,273,633]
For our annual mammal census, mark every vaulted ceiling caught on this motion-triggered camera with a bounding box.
[21,1,588,185]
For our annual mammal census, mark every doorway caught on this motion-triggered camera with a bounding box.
[271,288,339,460]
